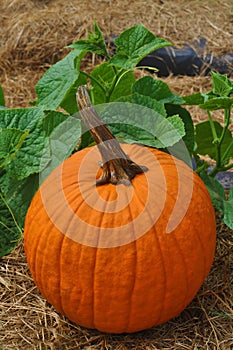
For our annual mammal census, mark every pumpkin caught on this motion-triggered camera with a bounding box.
[24,87,216,334]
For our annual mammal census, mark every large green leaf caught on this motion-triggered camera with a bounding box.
[90,62,136,104]
[36,49,84,110]
[60,72,87,114]
[0,108,49,180]
[133,76,184,104]
[195,121,233,164]
[99,100,185,148]
[0,128,29,168]
[109,24,171,70]
[119,92,167,117]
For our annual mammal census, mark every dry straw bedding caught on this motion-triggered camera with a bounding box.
[0,0,233,349]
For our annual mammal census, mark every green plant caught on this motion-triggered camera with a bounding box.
[0,22,232,257]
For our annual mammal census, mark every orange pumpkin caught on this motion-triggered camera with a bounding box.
[24,87,216,334]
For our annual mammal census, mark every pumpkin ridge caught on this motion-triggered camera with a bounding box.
[123,192,138,331]
[129,240,138,331]
[146,220,168,326]
[59,234,69,316]
[91,243,98,330]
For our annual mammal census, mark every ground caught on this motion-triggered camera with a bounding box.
[0,0,233,349]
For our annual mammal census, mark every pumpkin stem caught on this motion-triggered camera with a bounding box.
[76,86,148,186]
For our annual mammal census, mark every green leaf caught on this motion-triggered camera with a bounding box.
[0,172,38,230]
[0,85,5,107]
[109,24,172,70]
[211,71,233,97]
[199,97,233,110]
[223,187,233,229]
[36,49,84,110]
[165,104,194,155]
[195,121,233,164]
[200,171,225,213]
[68,21,109,58]
[40,115,81,181]
[200,172,233,230]
[0,190,22,257]
[99,100,184,148]
[0,107,49,180]
[119,92,167,117]
[60,72,87,114]
[133,76,183,104]
[0,128,29,168]
[90,62,136,104]
[42,110,69,136]
[182,92,205,105]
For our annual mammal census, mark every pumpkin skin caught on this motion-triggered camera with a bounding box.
[24,143,216,334]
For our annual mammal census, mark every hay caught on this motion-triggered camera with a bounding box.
[0,0,233,107]
[0,0,233,349]
[0,216,232,350]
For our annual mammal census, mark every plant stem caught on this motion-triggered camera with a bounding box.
[105,66,124,103]
[207,110,218,142]
[76,86,148,185]
[208,108,232,177]
[81,71,106,95]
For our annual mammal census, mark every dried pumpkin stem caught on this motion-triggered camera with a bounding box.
[76,86,148,186]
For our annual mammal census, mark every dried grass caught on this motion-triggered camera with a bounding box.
[0,0,233,349]
[0,0,233,107]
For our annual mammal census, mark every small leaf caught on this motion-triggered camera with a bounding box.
[69,21,109,58]
[0,189,22,257]
[165,104,194,155]
[109,24,171,70]
[133,76,183,104]
[90,62,136,104]
[195,121,233,164]
[211,71,233,97]
[0,128,29,168]
[199,97,233,110]
[0,85,5,107]
[182,92,205,106]
[36,49,84,110]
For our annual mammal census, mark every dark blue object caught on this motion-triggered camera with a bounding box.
[191,159,233,191]
[214,170,233,191]
[139,38,233,77]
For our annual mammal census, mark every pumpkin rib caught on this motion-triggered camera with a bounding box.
[59,234,68,316]
[132,184,169,326]
[123,194,138,331]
